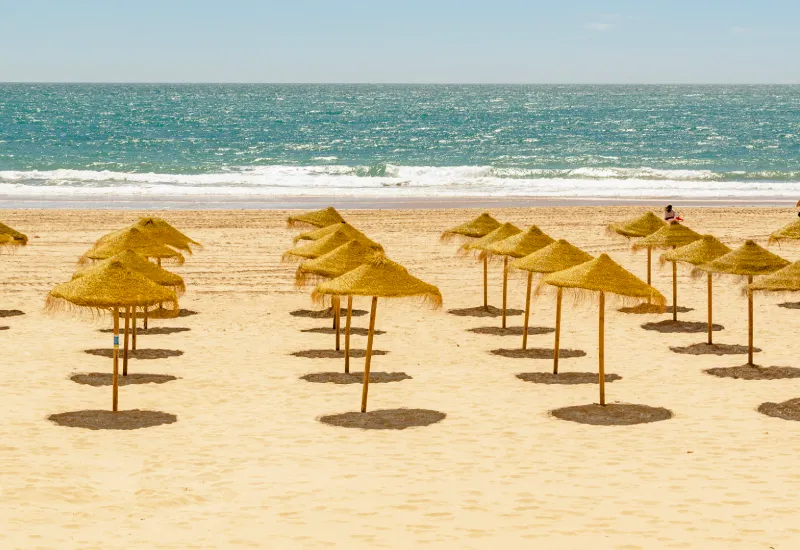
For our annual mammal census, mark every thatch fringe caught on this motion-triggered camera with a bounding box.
[534,281,666,312]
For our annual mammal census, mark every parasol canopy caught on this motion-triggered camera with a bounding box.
[769,219,800,245]
[48,261,179,313]
[749,261,800,293]
[313,254,441,307]
[512,239,593,274]
[607,212,666,239]
[632,222,702,251]
[283,227,382,263]
[293,221,376,245]
[73,250,186,295]
[134,218,201,253]
[541,253,666,306]
[296,239,379,287]
[0,221,28,245]
[441,213,501,241]
[462,222,522,257]
[485,225,555,259]
[699,240,789,277]
[82,227,185,266]
[287,207,345,229]
[661,235,731,266]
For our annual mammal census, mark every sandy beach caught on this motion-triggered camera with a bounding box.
[3,205,800,549]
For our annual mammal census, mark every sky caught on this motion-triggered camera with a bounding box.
[1,0,799,83]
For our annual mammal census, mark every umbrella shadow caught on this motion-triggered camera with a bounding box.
[99,327,191,336]
[550,403,673,425]
[117,308,198,319]
[300,372,411,384]
[670,343,758,356]
[301,327,386,336]
[759,398,800,421]
[705,365,800,380]
[491,348,586,359]
[517,372,622,385]
[778,302,800,310]
[0,326,8,331]
[291,349,389,359]
[318,409,446,430]
[290,309,368,319]
[448,306,524,318]
[70,373,178,386]
[0,309,24,318]
[84,349,184,360]
[469,326,554,336]
[48,409,177,430]
[641,320,723,334]
[619,304,693,314]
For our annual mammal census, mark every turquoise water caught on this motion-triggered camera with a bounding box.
[1,84,800,199]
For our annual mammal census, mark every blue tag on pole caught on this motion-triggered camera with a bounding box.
[114,335,119,347]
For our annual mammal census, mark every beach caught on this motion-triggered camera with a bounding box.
[2,205,800,549]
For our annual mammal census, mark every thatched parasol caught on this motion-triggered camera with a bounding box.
[698,240,789,365]
[661,235,731,344]
[287,207,345,229]
[293,221,374,245]
[313,254,441,413]
[283,227,383,263]
[512,240,593,371]
[632,222,702,320]
[462,222,521,312]
[0,233,15,249]
[47,261,179,412]
[134,218,201,253]
[607,212,666,286]
[485,225,555,328]
[441,213,501,242]
[769,219,800,245]
[540,254,665,405]
[296,240,380,364]
[82,227,185,266]
[0,221,28,245]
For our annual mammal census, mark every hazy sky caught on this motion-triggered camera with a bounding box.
[2,0,799,83]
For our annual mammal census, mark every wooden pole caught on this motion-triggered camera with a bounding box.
[672,260,678,321]
[522,272,532,350]
[144,306,148,330]
[553,288,562,375]
[483,256,489,311]
[344,296,353,374]
[502,256,508,329]
[599,291,605,406]
[334,297,341,351]
[748,275,754,366]
[132,306,138,350]
[112,307,120,412]
[123,306,130,376]
[361,297,378,413]
[707,273,713,345]
[647,247,652,285]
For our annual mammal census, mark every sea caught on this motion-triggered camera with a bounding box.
[1,84,800,206]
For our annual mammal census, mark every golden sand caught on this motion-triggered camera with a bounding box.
[2,206,800,548]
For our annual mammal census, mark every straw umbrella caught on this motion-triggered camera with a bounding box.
[607,212,666,285]
[484,225,555,328]
[540,254,665,405]
[287,207,345,229]
[47,261,179,412]
[81,227,185,266]
[293,221,376,245]
[73,250,186,368]
[464,222,521,318]
[96,218,200,254]
[296,240,380,368]
[769,219,800,245]
[632,223,702,320]
[661,236,731,344]
[0,221,28,245]
[698,240,789,365]
[511,240,593,370]
[441,213,501,310]
[313,254,441,413]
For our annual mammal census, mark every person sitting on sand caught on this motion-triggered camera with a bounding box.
[665,204,683,223]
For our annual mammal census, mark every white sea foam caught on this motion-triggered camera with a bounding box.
[0,165,799,199]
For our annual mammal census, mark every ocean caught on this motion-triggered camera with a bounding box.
[1,84,800,204]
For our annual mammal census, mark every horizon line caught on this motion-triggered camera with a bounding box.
[2,81,800,86]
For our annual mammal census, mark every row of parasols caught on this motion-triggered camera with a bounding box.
[1,218,201,415]
[283,207,800,418]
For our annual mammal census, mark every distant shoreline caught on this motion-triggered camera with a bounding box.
[0,194,794,210]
